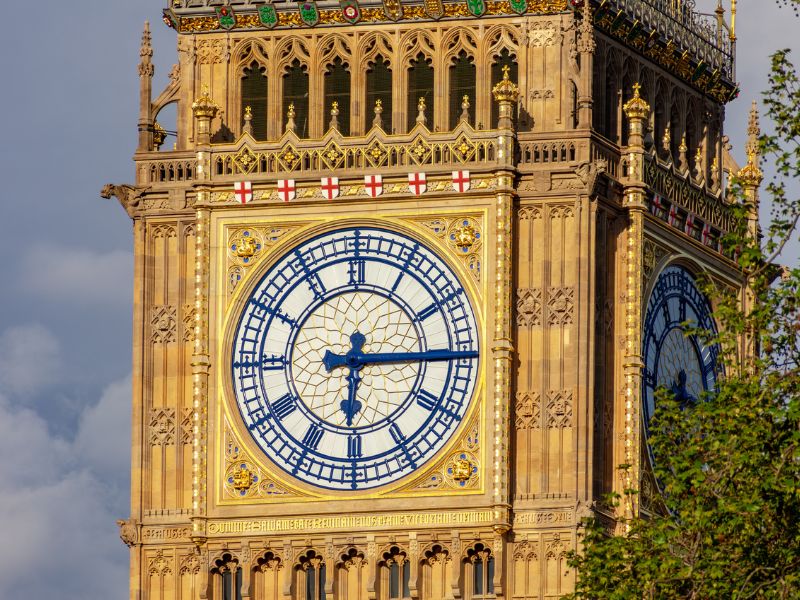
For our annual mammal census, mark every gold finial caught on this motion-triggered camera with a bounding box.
[331,101,339,113]
[372,98,384,129]
[416,97,427,126]
[152,122,167,150]
[730,0,737,40]
[679,134,688,154]
[460,95,471,123]
[329,101,340,131]
[738,150,763,187]
[622,82,650,119]
[244,105,253,119]
[191,84,219,118]
[242,105,253,135]
[492,65,519,103]
[286,103,297,134]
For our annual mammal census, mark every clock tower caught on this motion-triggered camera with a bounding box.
[109,1,752,598]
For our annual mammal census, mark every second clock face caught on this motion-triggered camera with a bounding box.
[231,227,480,491]
[642,265,719,445]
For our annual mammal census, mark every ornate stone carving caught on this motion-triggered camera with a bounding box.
[516,288,542,327]
[117,518,138,547]
[101,183,150,218]
[515,391,541,430]
[528,21,557,47]
[151,305,177,344]
[544,533,568,560]
[197,39,225,64]
[518,206,543,220]
[182,304,197,343]
[546,390,574,429]
[546,287,574,326]
[149,408,177,446]
[643,238,670,291]
[179,553,201,575]
[149,550,172,575]
[512,540,538,561]
[180,407,193,446]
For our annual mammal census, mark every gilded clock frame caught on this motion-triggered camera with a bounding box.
[208,206,492,508]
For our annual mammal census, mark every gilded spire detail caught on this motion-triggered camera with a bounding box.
[492,65,520,103]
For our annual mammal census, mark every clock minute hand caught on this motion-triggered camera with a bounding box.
[323,349,478,372]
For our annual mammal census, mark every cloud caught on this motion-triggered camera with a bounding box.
[20,245,133,308]
[0,323,62,398]
[0,375,131,599]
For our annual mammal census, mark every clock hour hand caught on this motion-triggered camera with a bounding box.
[340,367,362,427]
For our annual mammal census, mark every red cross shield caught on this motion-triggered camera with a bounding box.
[234,181,253,204]
[277,179,296,203]
[452,170,470,193]
[321,177,340,200]
[408,172,427,196]
[364,175,383,198]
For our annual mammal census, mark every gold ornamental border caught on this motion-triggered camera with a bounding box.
[211,211,489,504]
[174,1,568,34]
[206,509,496,537]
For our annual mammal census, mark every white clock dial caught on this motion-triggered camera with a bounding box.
[231,227,480,491]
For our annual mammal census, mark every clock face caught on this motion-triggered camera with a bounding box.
[231,227,480,491]
[642,266,719,444]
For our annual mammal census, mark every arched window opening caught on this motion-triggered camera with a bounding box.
[297,551,326,600]
[604,73,619,143]
[407,54,434,132]
[380,546,410,600]
[491,49,517,128]
[466,544,494,599]
[570,81,579,129]
[366,56,392,131]
[253,551,282,600]
[449,51,476,129]
[283,59,310,138]
[211,553,242,600]
[241,62,268,140]
[324,57,351,135]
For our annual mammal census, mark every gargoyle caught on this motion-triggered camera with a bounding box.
[575,158,608,196]
[101,183,150,218]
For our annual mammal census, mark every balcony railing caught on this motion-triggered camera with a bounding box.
[602,0,734,79]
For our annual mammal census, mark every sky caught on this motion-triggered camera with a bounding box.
[0,1,796,598]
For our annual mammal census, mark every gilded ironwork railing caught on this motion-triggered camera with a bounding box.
[203,124,500,180]
[601,0,734,79]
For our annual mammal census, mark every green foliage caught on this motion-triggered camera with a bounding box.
[565,38,800,600]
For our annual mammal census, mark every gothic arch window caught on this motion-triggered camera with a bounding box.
[324,57,351,134]
[283,59,310,138]
[366,56,392,131]
[241,62,268,140]
[491,48,517,129]
[654,80,668,154]
[296,550,326,600]
[407,53,434,132]
[603,64,619,143]
[253,551,282,600]
[336,548,367,599]
[464,543,494,599]
[449,51,476,129]
[379,546,410,600]
[211,553,242,600]
[420,545,450,599]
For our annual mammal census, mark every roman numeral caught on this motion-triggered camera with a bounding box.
[416,302,439,322]
[389,423,405,444]
[271,394,297,421]
[261,354,286,370]
[349,260,366,286]
[347,434,363,458]
[417,389,439,411]
[302,424,324,450]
